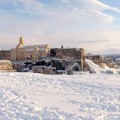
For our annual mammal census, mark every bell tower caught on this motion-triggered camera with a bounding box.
[17,36,25,47]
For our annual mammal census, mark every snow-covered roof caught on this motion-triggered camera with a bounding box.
[39,48,46,51]
[22,44,48,49]
[26,48,34,51]
[0,60,11,63]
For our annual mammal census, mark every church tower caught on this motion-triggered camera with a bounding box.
[17,36,25,47]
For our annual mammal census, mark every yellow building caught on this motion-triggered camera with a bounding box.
[11,37,50,61]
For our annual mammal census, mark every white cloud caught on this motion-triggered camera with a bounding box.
[86,0,120,12]
[60,0,120,12]
[58,0,120,24]
[0,0,120,53]
[1,0,119,24]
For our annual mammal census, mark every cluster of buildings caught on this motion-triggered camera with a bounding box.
[0,37,85,62]
[0,37,119,73]
[0,37,50,61]
[11,37,50,61]
[10,37,50,61]
[0,37,86,73]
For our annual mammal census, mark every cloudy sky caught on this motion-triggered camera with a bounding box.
[0,0,120,54]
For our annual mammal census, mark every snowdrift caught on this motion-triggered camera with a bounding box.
[85,59,120,74]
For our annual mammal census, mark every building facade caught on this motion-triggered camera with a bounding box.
[50,48,86,71]
[11,37,50,61]
[0,50,11,60]
[50,48,85,59]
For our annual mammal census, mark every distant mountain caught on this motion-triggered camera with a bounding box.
[101,48,120,56]
[104,54,120,58]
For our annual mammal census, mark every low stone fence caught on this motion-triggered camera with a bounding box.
[0,60,13,72]
[32,66,55,74]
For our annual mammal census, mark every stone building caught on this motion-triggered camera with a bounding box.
[0,50,4,59]
[50,48,86,71]
[50,48,85,59]
[0,50,11,60]
[11,37,50,61]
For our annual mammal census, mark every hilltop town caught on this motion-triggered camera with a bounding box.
[0,37,120,74]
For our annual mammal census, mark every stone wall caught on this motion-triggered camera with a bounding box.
[12,63,25,72]
[32,66,55,74]
[0,50,11,60]
[0,60,13,72]
[50,48,85,59]
[86,54,103,64]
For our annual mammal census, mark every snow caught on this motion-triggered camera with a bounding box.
[116,58,120,61]
[86,59,120,74]
[115,58,120,64]
[26,48,34,51]
[0,72,120,120]
[39,48,46,51]
[0,60,11,63]
[85,59,103,74]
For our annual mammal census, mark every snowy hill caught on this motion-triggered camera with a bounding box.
[0,72,120,120]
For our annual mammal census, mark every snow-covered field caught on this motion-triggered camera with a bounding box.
[0,72,120,120]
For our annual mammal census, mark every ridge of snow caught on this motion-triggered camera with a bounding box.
[86,59,120,74]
